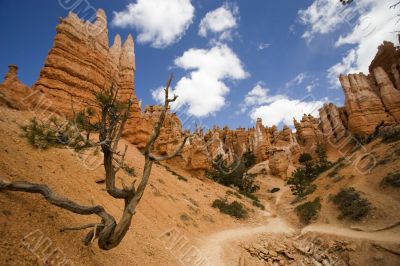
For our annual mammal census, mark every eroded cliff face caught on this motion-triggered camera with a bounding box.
[1,8,400,179]
[30,9,142,127]
[333,41,400,136]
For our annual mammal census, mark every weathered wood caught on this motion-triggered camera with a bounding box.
[0,75,185,250]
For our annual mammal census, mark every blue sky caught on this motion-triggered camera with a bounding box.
[0,0,398,130]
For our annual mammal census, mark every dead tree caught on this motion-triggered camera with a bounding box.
[0,75,188,250]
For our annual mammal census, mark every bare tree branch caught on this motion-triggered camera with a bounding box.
[149,135,189,162]
[391,1,400,9]
[0,75,185,250]
[60,223,104,232]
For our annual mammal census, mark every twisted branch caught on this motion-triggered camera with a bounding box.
[0,75,185,250]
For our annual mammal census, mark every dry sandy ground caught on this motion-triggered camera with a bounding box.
[1,105,400,266]
[0,106,268,266]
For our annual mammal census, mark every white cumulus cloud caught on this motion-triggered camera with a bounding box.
[112,0,194,48]
[327,49,357,86]
[198,3,238,42]
[298,0,352,42]
[250,98,325,127]
[239,82,325,127]
[239,83,285,113]
[152,45,248,117]
[299,0,398,87]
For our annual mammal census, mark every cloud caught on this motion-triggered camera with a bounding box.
[239,83,286,113]
[298,0,353,42]
[112,0,194,48]
[299,0,398,86]
[332,0,398,73]
[327,49,357,86]
[250,98,325,127]
[238,82,325,127]
[257,42,271,50]
[198,3,239,42]
[152,45,248,117]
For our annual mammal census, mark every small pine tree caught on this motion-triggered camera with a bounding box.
[299,153,313,174]
[242,150,256,168]
[315,143,328,166]
[207,152,259,193]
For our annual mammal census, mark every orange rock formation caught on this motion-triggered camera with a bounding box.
[1,9,400,179]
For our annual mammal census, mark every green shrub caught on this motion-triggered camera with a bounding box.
[332,188,371,220]
[287,169,317,198]
[122,165,135,176]
[381,172,400,188]
[212,199,247,219]
[299,153,313,164]
[180,213,191,221]
[239,190,259,201]
[380,127,400,143]
[316,143,328,166]
[270,187,280,193]
[226,190,242,199]
[252,200,265,210]
[295,197,321,224]
[21,115,95,151]
[303,183,317,195]
[21,117,72,149]
[177,175,188,182]
[207,152,259,194]
[353,134,366,145]
[328,169,338,177]
[242,150,257,168]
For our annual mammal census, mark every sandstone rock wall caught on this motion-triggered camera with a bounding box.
[338,44,400,135]
[268,148,289,179]
[369,41,400,90]
[32,9,140,119]
[2,7,400,180]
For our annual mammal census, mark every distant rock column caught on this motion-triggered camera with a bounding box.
[374,67,400,122]
[340,73,394,135]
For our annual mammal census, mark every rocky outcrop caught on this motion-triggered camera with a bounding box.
[268,148,289,179]
[369,41,400,90]
[32,9,140,119]
[2,8,400,180]
[253,118,270,162]
[374,67,400,122]
[338,40,400,136]
[339,73,394,135]
[319,103,348,143]
[294,114,323,154]
[0,65,31,109]
[143,105,184,154]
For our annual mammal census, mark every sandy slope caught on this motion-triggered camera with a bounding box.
[1,105,400,266]
[0,106,266,266]
[200,218,295,266]
[301,224,400,243]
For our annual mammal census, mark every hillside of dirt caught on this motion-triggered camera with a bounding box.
[0,105,399,266]
[0,106,269,266]
[1,6,400,266]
